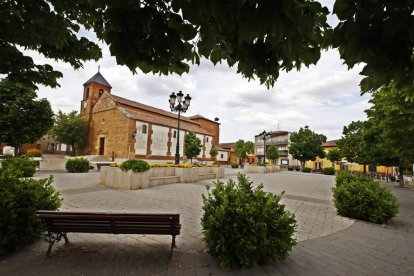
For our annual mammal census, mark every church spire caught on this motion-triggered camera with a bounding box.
[83,70,112,88]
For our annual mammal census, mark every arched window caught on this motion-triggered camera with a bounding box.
[142,125,147,134]
[85,88,89,99]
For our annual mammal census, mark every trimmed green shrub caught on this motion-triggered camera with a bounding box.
[231,162,239,169]
[332,178,398,224]
[120,159,150,173]
[322,167,335,175]
[0,157,36,177]
[302,167,311,173]
[0,172,62,255]
[389,175,396,182]
[335,170,353,187]
[65,158,90,173]
[335,171,371,187]
[201,174,297,268]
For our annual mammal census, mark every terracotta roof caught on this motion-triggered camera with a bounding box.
[121,106,213,136]
[83,72,112,88]
[219,142,236,149]
[323,139,339,148]
[189,115,220,124]
[216,146,230,152]
[110,94,198,125]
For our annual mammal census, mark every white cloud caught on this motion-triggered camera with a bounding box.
[30,6,370,144]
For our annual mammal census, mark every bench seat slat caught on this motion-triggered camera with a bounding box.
[38,214,179,222]
[49,224,180,230]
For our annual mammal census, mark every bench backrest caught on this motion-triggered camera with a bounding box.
[35,211,181,235]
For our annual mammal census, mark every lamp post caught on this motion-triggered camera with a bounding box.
[259,130,269,164]
[169,91,192,164]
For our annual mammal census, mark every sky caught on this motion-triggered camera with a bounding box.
[35,0,371,144]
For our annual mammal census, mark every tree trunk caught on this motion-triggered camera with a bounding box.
[386,167,389,183]
[363,163,366,173]
[10,143,20,156]
[72,143,76,156]
[399,166,405,188]
[190,157,192,164]
[300,161,305,170]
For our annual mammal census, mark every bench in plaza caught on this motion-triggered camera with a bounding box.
[35,210,181,258]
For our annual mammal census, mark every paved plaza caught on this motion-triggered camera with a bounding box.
[1,159,414,275]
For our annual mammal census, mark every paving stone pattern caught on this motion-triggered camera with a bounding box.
[1,168,414,275]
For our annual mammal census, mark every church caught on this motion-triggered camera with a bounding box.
[79,71,221,162]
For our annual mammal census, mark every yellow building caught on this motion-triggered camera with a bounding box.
[305,140,340,172]
[305,140,393,174]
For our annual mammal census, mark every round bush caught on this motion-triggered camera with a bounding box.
[0,157,36,177]
[332,178,399,224]
[230,162,239,169]
[302,167,311,173]
[335,170,353,187]
[0,174,62,255]
[65,158,90,173]
[120,159,150,173]
[26,149,42,157]
[322,167,335,175]
[201,174,297,268]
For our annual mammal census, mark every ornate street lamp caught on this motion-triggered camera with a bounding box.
[259,130,269,164]
[169,91,192,164]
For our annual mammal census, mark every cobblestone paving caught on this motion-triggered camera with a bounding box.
[2,169,414,275]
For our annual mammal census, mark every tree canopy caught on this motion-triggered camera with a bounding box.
[337,121,370,166]
[266,145,279,164]
[329,0,414,98]
[0,79,53,150]
[288,126,327,168]
[50,111,88,156]
[3,1,413,98]
[184,131,202,163]
[209,146,218,159]
[234,140,254,163]
[326,148,341,167]
[364,83,414,185]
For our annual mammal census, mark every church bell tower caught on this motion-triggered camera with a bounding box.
[81,69,112,117]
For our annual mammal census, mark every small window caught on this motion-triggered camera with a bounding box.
[221,154,223,158]
[206,137,209,142]
[99,89,104,95]
[142,125,147,134]
[173,130,177,138]
[85,88,89,98]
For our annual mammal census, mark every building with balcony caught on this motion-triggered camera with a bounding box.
[254,130,298,167]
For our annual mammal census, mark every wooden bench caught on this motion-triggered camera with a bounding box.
[35,211,181,258]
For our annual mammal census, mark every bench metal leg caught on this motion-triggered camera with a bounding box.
[63,233,69,244]
[169,235,177,260]
[172,235,176,248]
[45,232,68,257]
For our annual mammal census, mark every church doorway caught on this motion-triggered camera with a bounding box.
[99,137,105,155]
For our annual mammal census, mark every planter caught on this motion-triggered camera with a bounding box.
[100,167,149,190]
[100,166,225,190]
[244,165,280,174]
